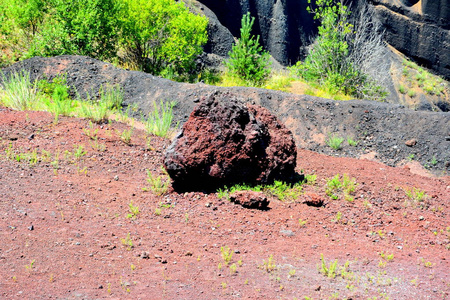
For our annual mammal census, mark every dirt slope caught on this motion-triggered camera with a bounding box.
[0,108,449,299]
[2,56,450,175]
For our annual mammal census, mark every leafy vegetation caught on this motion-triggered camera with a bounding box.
[0,0,208,78]
[325,174,357,201]
[400,58,448,97]
[216,179,304,203]
[326,133,344,150]
[289,0,388,100]
[121,0,208,76]
[143,167,170,196]
[225,12,271,87]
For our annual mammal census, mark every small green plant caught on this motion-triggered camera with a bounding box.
[266,180,303,202]
[42,78,74,124]
[99,84,123,111]
[145,100,178,138]
[220,246,233,265]
[430,156,438,166]
[288,269,296,277]
[407,89,416,98]
[325,174,357,200]
[217,180,304,202]
[319,254,337,278]
[216,188,230,200]
[127,201,140,219]
[73,145,87,160]
[83,121,99,140]
[379,251,394,261]
[120,128,133,145]
[333,211,342,223]
[419,258,434,268]
[143,167,170,196]
[305,174,317,185]
[77,97,110,124]
[326,134,344,150]
[25,259,35,272]
[229,263,237,275]
[408,154,415,161]
[225,12,271,87]
[398,84,407,94]
[121,233,133,250]
[404,187,426,202]
[0,71,39,111]
[298,219,307,227]
[347,137,358,146]
[402,66,409,76]
[259,255,277,273]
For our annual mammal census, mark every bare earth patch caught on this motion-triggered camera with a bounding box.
[0,108,448,299]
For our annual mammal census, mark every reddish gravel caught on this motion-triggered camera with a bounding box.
[0,108,449,299]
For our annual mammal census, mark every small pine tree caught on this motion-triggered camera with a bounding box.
[226,12,271,86]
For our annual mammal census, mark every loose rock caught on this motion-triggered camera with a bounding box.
[164,92,297,191]
[229,191,269,209]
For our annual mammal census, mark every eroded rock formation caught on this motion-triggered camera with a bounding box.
[371,0,450,79]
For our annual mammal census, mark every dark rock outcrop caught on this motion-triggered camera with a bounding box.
[196,2,234,59]
[164,92,297,191]
[197,0,450,79]
[371,0,450,79]
[197,0,315,65]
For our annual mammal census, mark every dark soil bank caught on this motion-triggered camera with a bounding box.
[2,55,450,174]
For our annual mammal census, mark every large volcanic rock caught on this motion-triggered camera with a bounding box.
[164,92,297,191]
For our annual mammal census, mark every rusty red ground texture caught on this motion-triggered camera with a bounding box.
[0,108,448,299]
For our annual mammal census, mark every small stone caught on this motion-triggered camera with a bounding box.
[28,225,34,231]
[114,175,119,181]
[405,139,417,147]
[419,216,424,220]
[280,229,295,237]
[229,191,269,209]
[303,192,324,207]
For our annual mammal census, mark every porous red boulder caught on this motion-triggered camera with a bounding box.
[164,92,297,191]
[229,191,269,209]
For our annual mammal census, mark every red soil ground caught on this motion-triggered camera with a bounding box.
[0,108,448,299]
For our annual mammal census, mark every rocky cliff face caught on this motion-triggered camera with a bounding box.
[371,0,450,79]
[197,0,316,65]
[198,0,450,79]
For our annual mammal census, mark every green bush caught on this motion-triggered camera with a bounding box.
[1,0,208,79]
[120,0,208,76]
[225,12,271,87]
[290,0,387,100]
